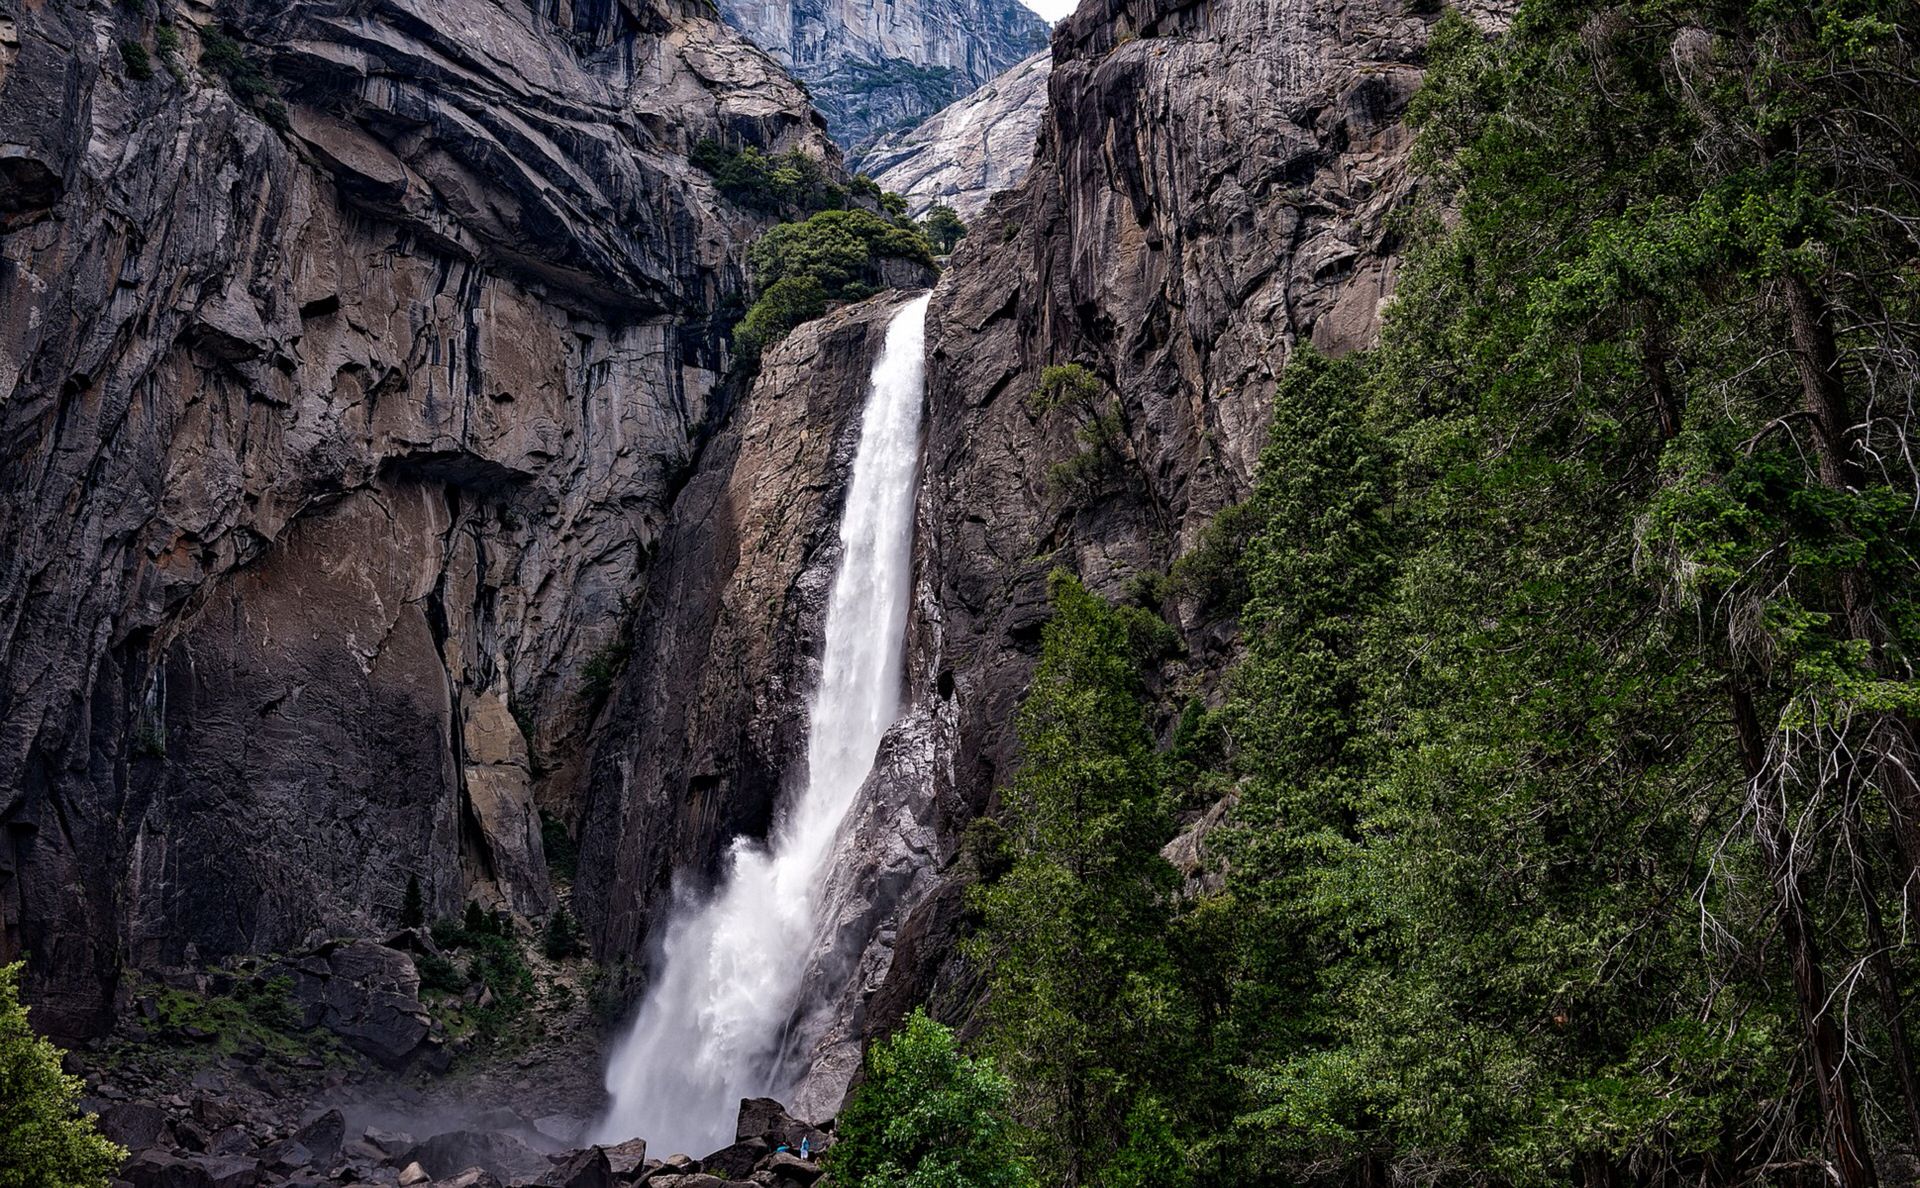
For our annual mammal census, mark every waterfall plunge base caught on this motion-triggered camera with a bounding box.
[595,293,933,1156]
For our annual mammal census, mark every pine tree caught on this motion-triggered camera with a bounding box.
[399,874,425,929]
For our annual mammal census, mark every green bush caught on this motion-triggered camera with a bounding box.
[577,637,631,706]
[540,812,579,883]
[415,952,465,995]
[748,208,932,298]
[689,139,845,214]
[733,276,828,362]
[119,41,152,81]
[399,874,426,929]
[198,27,288,131]
[542,909,583,961]
[734,209,934,359]
[0,963,126,1188]
[829,1009,1029,1188]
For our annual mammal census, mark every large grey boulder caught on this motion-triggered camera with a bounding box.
[399,1130,545,1182]
[277,941,431,1067]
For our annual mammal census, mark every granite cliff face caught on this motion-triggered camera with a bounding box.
[860,50,1051,219]
[0,0,826,1037]
[715,0,1049,151]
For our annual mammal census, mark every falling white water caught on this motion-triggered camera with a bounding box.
[595,293,933,1157]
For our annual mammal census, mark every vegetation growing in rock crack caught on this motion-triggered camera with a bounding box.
[197,27,289,131]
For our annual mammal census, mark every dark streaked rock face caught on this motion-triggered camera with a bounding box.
[715,0,1049,151]
[0,0,826,1038]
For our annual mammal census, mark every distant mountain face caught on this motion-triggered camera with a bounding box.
[858,51,1051,219]
[714,0,1051,151]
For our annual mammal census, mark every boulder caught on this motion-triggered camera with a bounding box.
[533,1114,587,1146]
[95,1102,170,1150]
[764,1153,824,1185]
[365,1127,418,1156]
[429,1172,502,1188]
[295,1108,347,1166]
[122,1152,261,1188]
[399,1164,432,1186]
[698,1139,768,1181]
[602,1138,648,1177]
[400,1131,545,1181]
[258,1138,314,1174]
[535,1146,612,1188]
[732,1100,829,1156]
[281,942,433,1067]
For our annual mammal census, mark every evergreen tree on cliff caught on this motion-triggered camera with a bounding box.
[975,0,1920,1181]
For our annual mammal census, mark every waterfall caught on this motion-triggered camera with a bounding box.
[595,292,933,1157]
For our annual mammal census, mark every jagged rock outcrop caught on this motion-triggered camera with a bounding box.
[715,0,1049,151]
[859,0,1497,1061]
[0,0,827,1037]
[574,292,927,964]
[858,51,1051,218]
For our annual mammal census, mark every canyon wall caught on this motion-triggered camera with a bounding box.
[0,0,825,1038]
[860,50,1051,219]
[715,0,1049,150]
[859,0,1476,1052]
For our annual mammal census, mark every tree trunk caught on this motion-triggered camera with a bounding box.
[1732,682,1880,1188]
[1780,273,1920,883]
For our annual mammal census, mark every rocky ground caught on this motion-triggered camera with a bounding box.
[70,922,830,1188]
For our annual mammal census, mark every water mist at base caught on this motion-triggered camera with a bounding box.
[594,293,933,1156]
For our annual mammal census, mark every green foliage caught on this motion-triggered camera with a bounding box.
[748,209,933,298]
[0,964,125,1188]
[198,27,288,131]
[542,909,583,961]
[830,1010,1030,1188]
[426,911,537,1043]
[415,951,464,995]
[577,636,632,705]
[141,975,321,1063]
[398,874,426,929]
[972,572,1192,1186]
[735,210,933,358]
[153,25,180,57]
[1025,364,1102,415]
[922,205,967,254]
[462,901,492,937]
[1027,366,1131,501]
[130,726,166,759]
[971,0,1920,1181]
[119,40,152,81]
[689,139,845,214]
[733,276,828,362]
[540,812,579,883]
